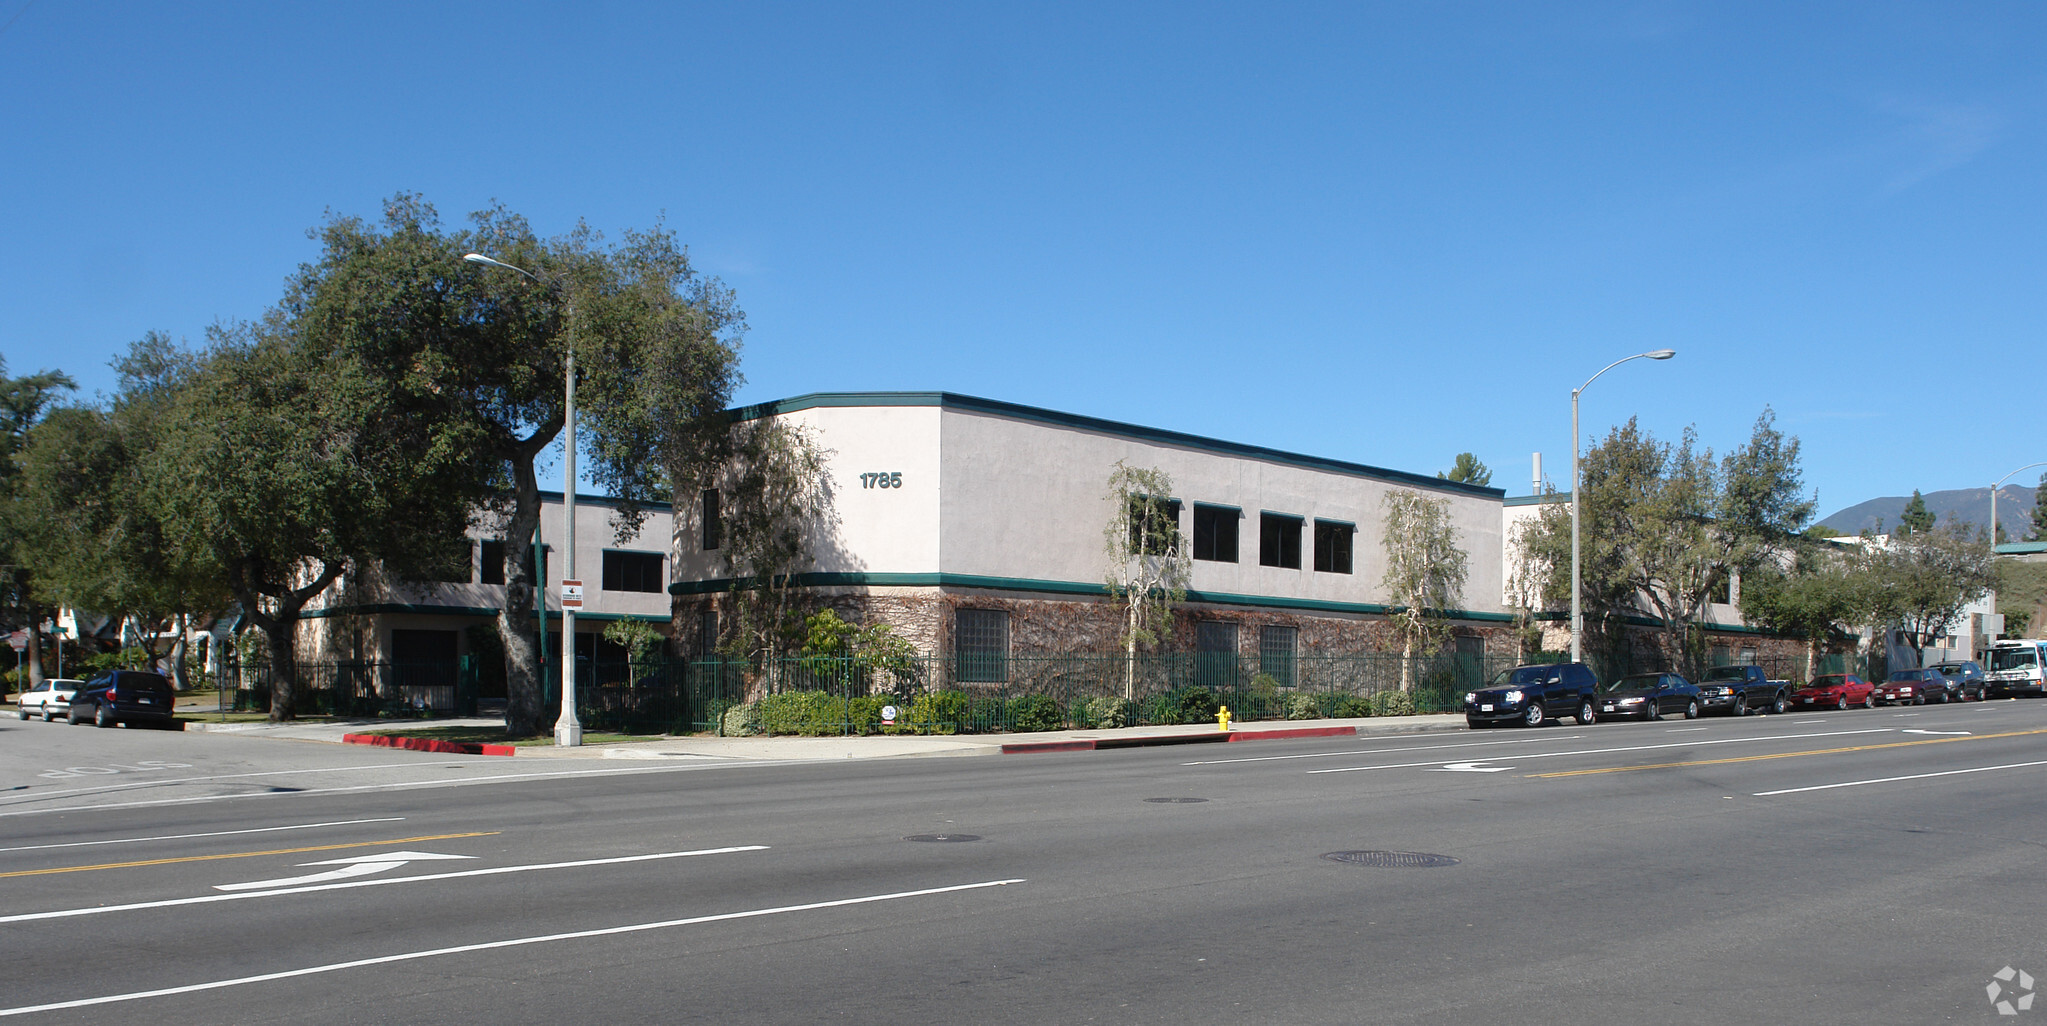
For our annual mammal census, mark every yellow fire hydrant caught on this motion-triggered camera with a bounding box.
[1217,705,1232,732]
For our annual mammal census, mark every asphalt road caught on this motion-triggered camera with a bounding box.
[5,699,2046,1024]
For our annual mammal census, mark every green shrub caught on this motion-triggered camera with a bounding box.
[1285,692,1319,720]
[1006,694,1064,732]
[1319,693,1373,718]
[1371,691,1417,717]
[1146,685,1219,725]
[903,689,968,735]
[720,701,761,737]
[1073,694,1137,728]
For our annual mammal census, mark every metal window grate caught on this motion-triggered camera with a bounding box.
[955,609,1010,683]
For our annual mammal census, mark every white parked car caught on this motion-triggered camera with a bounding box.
[17,678,81,721]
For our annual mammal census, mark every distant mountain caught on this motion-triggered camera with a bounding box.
[1818,484,2039,539]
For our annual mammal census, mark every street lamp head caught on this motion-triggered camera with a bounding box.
[1646,349,1676,360]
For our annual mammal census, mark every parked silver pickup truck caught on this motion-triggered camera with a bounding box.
[1695,665,1788,716]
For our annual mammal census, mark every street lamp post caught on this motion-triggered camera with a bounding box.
[1570,349,1677,664]
[464,252,583,747]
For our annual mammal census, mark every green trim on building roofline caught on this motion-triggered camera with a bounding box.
[1996,542,2047,555]
[1503,493,1569,507]
[729,391,1506,500]
[668,571,1518,623]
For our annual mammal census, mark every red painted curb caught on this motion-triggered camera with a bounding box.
[1003,726,1359,754]
[343,733,517,757]
[1000,739,1099,754]
[1226,725,1359,742]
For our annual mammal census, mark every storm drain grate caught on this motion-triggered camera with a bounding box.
[1322,850,1460,868]
[905,834,981,843]
[1144,798,1209,804]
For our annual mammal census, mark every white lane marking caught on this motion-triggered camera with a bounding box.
[1753,760,2047,797]
[1183,735,1583,767]
[1664,727,1708,732]
[0,845,770,925]
[0,762,788,820]
[1435,762,1512,773]
[215,850,477,891]
[1902,729,1971,736]
[0,818,406,854]
[1892,713,1920,717]
[0,877,1025,1018]
[1793,720,1827,725]
[1306,728,1897,775]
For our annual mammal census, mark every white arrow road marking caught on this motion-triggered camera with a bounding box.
[215,850,476,892]
[1901,729,1971,736]
[1435,762,1512,773]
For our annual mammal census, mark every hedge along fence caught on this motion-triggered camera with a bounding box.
[687,649,1524,738]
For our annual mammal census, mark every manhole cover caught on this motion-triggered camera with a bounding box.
[905,834,981,843]
[1144,797,1209,804]
[1322,850,1460,868]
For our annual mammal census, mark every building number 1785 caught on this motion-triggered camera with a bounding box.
[860,472,903,489]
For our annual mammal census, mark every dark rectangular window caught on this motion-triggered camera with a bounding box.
[955,609,1010,683]
[702,489,721,551]
[696,611,719,656]
[1193,504,1239,563]
[1313,520,1353,574]
[478,540,535,586]
[602,551,665,593]
[1259,513,1302,569]
[1260,626,1297,687]
[1127,496,1182,556]
[1196,621,1239,690]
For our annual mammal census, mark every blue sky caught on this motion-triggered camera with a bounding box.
[5,2,2041,517]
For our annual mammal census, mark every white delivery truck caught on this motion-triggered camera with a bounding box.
[1985,639,2047,698]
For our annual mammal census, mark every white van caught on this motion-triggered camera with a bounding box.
[1986,640,2047,698]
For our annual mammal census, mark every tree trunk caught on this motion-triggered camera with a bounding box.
[500,460,546,735]
[1123,602,1139,700]
[1400,633,1415,693]
[170,614,190,690]
[26,622,43,686]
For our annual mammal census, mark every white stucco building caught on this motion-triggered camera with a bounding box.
[670,392,1515,668]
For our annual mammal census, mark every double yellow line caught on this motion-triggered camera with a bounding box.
[1528,727,2047,779]
[0,832,499,879]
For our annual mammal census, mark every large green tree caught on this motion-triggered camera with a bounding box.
[284,195,743,734]
[1438,453,1492,487]
[0,358,77,684]
[14,336,229,685]
[1896,490,1935,536]
[1857,522,1996,652]
[155,319,486,720]
[1522,409,1814,676]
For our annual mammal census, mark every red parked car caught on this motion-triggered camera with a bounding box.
[1787,673,1875,711]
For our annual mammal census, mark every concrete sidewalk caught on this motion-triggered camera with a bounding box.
[174,705,1469,761]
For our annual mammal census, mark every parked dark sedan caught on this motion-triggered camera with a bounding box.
[1594,672,1701,720]
[66,670,178,728]
[1788,673,1875,710]
[1873,668,1949,706]
[1931,661,1986,701]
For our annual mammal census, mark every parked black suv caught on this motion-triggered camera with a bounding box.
[1464,662,1599,727]
[67,670,178,729]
